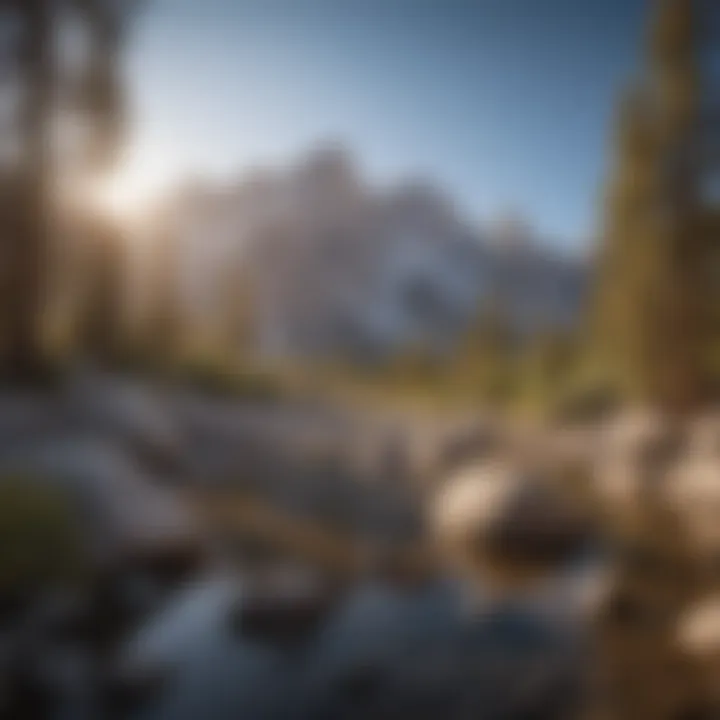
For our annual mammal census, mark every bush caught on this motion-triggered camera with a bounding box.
[0,479,85,600]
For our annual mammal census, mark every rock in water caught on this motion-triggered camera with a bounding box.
[231,564,343,648]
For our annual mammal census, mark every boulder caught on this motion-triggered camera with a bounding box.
[674,597,720,713]
[230,564,343,647]
[664,457,720,556]
[433,419,500,476]
[65,373,185,476]
[687,413,720,459]
[431,461,513,545]
[593,410,682,519]
[431,461,591,589]
[678,596,720,659]
[0,394,70,452]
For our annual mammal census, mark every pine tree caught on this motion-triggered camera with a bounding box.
[0,0,140,379]
[593,0,712,412]
[593,85,658,400]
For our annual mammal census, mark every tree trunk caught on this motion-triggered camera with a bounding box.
[4,0,54,380]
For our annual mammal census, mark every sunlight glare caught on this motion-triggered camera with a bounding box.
[92,154,168,219]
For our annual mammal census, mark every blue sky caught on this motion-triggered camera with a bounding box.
[117,0,649,249]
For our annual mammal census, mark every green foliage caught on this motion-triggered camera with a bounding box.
[591,0,712,412]
[176,355,286,402]
[0,479,85,598]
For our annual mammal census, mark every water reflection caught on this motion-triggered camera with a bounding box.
[122,571,584,720]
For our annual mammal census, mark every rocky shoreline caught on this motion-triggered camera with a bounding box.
[1,374,720,719]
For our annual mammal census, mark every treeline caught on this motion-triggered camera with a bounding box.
[380,0,720,419]
[0,2,256,389]
[0,0,140,381]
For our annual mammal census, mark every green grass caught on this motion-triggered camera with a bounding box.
[175,356,287,401]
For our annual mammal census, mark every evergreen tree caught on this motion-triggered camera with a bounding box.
[593,0,712,412]
[593,86,658,400]
[0,0,140,379]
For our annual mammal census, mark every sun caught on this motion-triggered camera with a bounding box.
[91,153,168,219]
[92,174,135,218]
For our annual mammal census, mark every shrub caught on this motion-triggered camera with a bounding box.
[0,479,85,600]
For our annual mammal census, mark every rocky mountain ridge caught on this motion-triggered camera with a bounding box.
[147,146,587,360]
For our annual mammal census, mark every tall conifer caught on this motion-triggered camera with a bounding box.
[594,0,711,412]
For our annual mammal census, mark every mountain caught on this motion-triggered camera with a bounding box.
[145,145,587,361]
